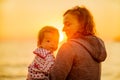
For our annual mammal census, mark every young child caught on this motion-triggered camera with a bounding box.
[27,26,59,80]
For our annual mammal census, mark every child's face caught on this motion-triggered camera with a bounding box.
[40,32,59,52]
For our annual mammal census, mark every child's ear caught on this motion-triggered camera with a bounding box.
[37,41,42,48]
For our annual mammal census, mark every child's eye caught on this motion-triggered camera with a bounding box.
[47,40,50,42]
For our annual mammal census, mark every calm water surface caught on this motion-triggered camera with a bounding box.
[0,40,120,80]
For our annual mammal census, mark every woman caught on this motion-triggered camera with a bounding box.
[50,6,107,80]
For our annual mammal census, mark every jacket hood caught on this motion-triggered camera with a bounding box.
[71,36,107,63]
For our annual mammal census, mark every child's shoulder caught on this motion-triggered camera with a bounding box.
[33,48,51,59]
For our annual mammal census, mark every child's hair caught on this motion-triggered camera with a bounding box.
[63,6,96,36]
[37,26,59,46]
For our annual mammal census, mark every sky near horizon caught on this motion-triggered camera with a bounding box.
[0,0,120,41]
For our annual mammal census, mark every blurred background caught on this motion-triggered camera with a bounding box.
[0,0,120,80]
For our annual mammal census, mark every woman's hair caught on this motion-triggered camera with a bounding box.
[37,26,59,46]
[63,6,96,36]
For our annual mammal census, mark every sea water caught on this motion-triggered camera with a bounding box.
[0,40,120,80]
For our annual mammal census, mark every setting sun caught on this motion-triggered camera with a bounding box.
[48,22,67,42]
[59,31,65,42]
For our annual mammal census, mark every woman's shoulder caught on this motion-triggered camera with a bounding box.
[56,41,76,60]
[60,41,75,49]
[58,40,78,54]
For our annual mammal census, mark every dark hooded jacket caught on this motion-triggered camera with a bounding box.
[50,35,107,80]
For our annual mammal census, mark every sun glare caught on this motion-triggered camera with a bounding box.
[48,22,66,42]
[59,31,64,42]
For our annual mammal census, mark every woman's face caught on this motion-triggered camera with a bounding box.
[63,13,81,39]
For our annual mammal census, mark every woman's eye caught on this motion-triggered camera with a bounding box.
[66,23,71,26]
[64,22,71,26]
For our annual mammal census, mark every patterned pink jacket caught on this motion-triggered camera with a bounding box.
[27,48,55,80]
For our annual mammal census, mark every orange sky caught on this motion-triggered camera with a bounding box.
[0,0,120,41]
